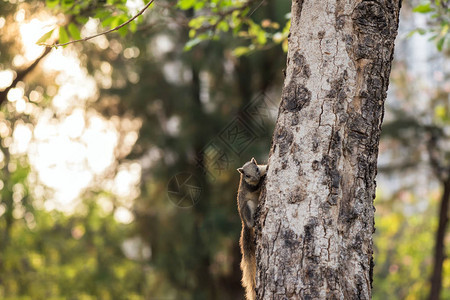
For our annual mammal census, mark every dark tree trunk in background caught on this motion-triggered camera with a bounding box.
[255,0,401,298]
[429,179,450,300]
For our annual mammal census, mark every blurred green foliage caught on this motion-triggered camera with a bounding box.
[0,197,148,299]
[373,194,450,300]
[38,0,291,54]
[411,1,449,51]
[38,0,147,47]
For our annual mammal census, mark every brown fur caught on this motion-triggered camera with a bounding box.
[237,158,267,300]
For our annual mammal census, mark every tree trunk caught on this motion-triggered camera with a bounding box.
[255,1,401,299]
[429,178,450,300]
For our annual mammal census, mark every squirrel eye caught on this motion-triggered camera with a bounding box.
[245,174,250,178]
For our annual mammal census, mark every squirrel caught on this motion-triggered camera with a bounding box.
[237,158,267,300]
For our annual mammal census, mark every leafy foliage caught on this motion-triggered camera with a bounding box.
[179,0,291,55]
[38,0,147,47]
[372,194,445,299]
[0,197,149,299]
[39,0,290,54]
[411,1,450,51]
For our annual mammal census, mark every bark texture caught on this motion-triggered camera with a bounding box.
[256,0,401,299]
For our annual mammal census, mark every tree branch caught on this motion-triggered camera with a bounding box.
[0,47,52,107]
[41,0,156,48]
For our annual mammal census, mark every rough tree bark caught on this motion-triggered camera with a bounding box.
[255,1,401,299]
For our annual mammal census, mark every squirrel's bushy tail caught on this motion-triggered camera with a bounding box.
[240,227,256,300]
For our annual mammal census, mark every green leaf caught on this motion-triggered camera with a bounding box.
[58,26,70,46]
[36,29,54,45]
[75,16,89,25]
[184,37,202,51]
[435,105,446,119]
[217,21,229,32]
[11,166,30,183]
[110,16,121,29]
[428,34,438,41]
[68,23,81,40]
[118,25,128,37]
[61,0,74,9]
[232,46,252,57]
[178,0,196,10]
[117,15,129,36]
[189,16,207,30]
[256,31,267,45]
[441,24,449,36]
[413,3,434,13]
[194,1,205,10]
[102,16,116,28]
[116,4,129,13]
[94,10,110,20]
[129,20,137,33]
[46,0,60,8]
[282,39,288,52]
[407,28,427,38]
[436,36,445,51]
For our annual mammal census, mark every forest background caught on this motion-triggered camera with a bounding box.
[0,0,449,299]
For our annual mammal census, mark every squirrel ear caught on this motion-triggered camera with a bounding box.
[251,157,257,164]
[237,168,244,174]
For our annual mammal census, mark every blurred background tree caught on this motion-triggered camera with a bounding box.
[0,0,449,299]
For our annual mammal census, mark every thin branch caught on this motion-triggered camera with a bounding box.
[248,0,265,16]
[41,0,156,48]
[0,47,52,107]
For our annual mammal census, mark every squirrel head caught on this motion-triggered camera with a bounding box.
[237,158,266,186]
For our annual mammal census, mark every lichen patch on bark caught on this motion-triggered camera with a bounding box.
[281,84,312,113]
